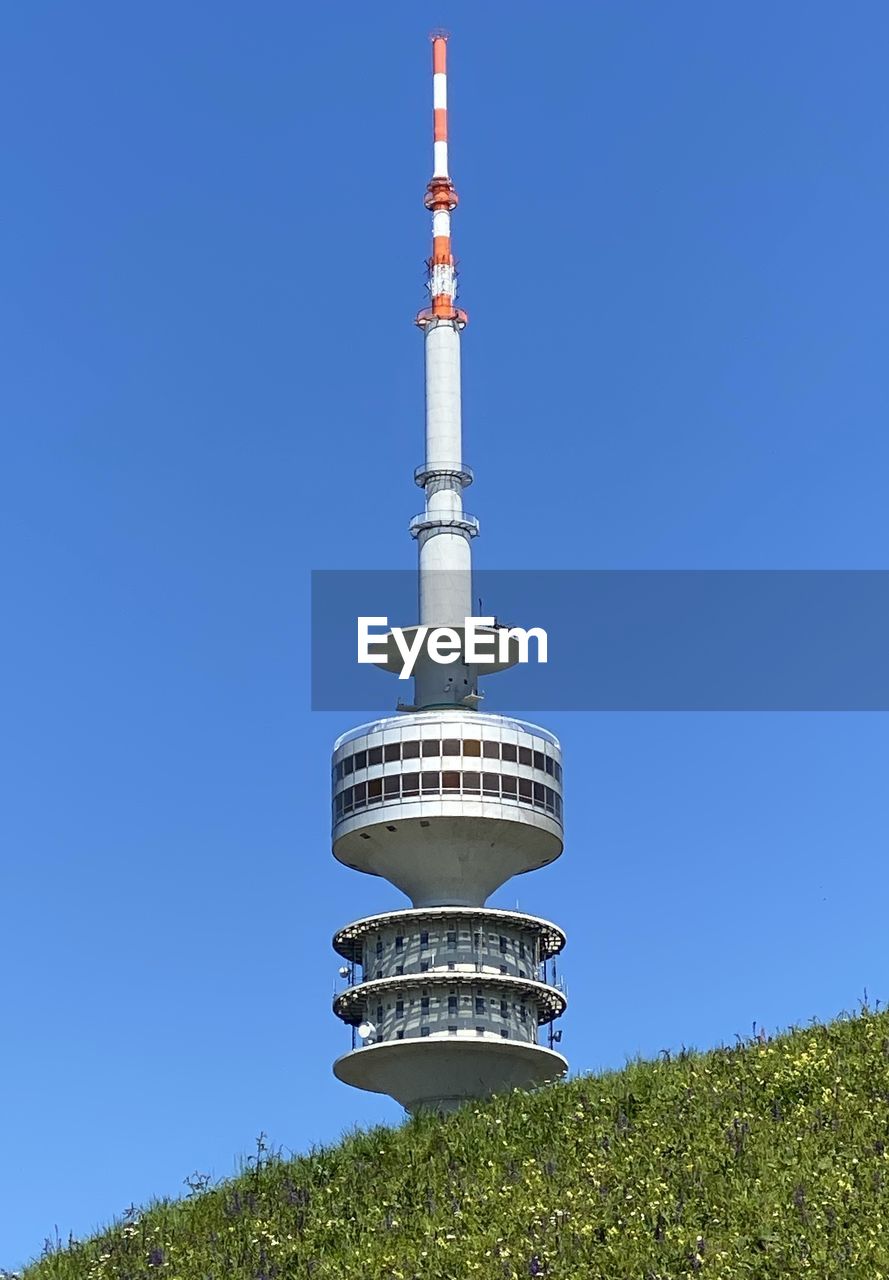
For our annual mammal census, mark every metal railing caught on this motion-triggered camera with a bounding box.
[409,510,480,538]
[332,715,561,753]
[414,462,474,487]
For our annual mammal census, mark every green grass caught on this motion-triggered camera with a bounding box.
[21,1009,889,1280]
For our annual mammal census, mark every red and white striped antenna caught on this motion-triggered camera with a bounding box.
[417,32,467,328]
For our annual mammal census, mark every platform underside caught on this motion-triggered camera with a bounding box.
[334,810,562,906]
[333,1037,567,1114]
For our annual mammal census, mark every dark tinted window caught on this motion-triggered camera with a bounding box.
[402,739,420,759]
[533,782,546,805]
[344,755,355,775]
[368,777,383,800]
[544,755,554,776]
[533,750,545,771]
[383,776,400,798]
[483,741,499,759]
[368,746,383,766]
[501,774,517,797]
[554,761,562,784]
[420,771,440,792]
[462,770,480,794]
[354,750,367,770]
[518,778,532,800]
[442,770,460,792]
[384,743,400,763]
[501,743,517,763]
[482,772,500,796]
[402,772,420,797]
[422,739,439,757]
[519,746,532,766]
[353,783,366,808]
[442,738,460,756]
[463,739,481,757]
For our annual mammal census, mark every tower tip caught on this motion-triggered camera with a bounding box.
[419,24,463,325]
[431,30,448,75]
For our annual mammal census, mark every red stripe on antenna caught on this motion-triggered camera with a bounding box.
[417,34,466,328]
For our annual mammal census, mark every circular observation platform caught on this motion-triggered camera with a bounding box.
[333,905,566,971]
[331,713,564,907]
[334,972,567,1028]
[333,1038,568,1114]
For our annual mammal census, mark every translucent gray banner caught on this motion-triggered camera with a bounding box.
[310,570,889,711]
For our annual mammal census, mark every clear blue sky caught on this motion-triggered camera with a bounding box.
[3,1,888,1268]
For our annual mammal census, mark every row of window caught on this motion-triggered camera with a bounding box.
[369,962,534,979]
[333,771,563,820]
[390,1027,515,1039]
[378,996,529,1021]
[378,932,531,956]
[334,738,561,784]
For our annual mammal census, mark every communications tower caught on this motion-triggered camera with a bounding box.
[331,34,567,1114]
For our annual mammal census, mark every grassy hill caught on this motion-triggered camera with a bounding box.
[21,1008,889,1280]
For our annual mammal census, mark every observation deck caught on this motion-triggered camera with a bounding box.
[331,711,564,906]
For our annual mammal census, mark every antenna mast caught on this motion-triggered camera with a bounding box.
[410,33,477,705]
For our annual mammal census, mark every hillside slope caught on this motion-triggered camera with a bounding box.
[22,1009,889,1279]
